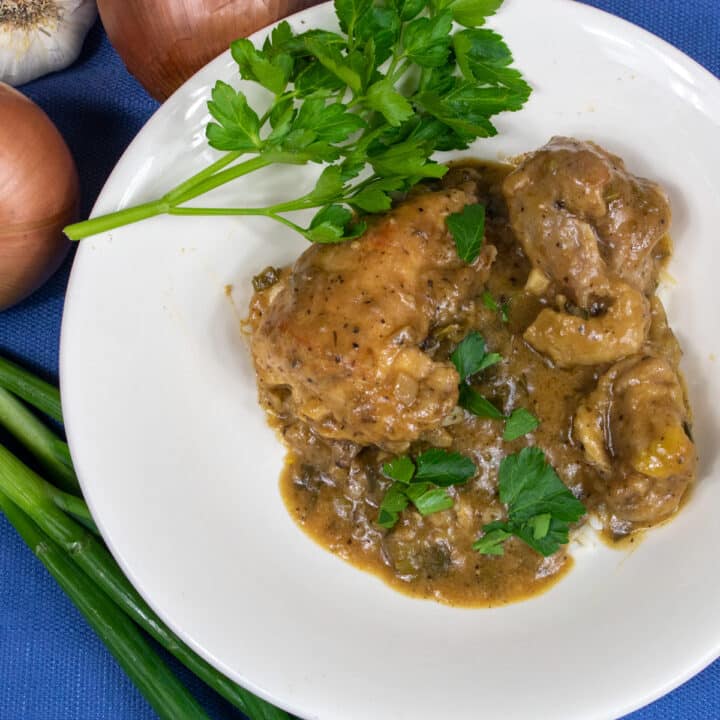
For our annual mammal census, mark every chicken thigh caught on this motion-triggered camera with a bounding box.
[250,182,494,449]
[574,355,695,527]
[503,137,670,367]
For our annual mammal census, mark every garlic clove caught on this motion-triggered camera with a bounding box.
[0,0,97,86]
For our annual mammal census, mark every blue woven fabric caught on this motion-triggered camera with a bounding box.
[0,2,717,718]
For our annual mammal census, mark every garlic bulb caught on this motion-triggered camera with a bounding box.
[0,0,97,86]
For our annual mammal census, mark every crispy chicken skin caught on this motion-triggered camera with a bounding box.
[503,137,671,366]
[249,182,495,449]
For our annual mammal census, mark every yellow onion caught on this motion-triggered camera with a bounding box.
[0,83,77,311]
[97,0,325,101]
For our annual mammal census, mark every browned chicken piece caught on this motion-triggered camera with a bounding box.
[524,277,650,367]
[503,136,671,305]
[645,295,683,368]
[249,184,495,450]
[574,355,695,527]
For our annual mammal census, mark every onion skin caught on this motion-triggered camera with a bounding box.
[98,0,325,101]
[0,84,78,311]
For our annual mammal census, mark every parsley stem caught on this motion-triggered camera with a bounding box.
[167,206,308,236]
[163,151,243,204]
[65,155,274,241]
[267,213,307,235]
[64,200,170,241]
[159,154,274,207]
[168,206,273,216]
[390,59,411,83]
[349,173,382,195]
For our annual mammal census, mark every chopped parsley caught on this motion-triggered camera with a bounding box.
[473,447,586,557]
[503,407,540,441]
[482,290,509,322]
[377,449,476,529]
[446,203,486,263]
[450,330,500,380]
[451,332,538,437]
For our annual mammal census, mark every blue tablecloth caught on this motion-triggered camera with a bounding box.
[0,2,718,718]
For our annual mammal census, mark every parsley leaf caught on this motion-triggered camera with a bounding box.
[302,166,349,205]
[446,203,486,263]
[356,6,401,64]
[368,138,447,179]
[482,291,509,322]
[304,36,364,94]
[451,332,504,420]
[275,99,366,163]
[451,334,538,436]
[382,455,415,484]
[403,11,454,68]
[503,408,540,441]
[377,448,476,528]
[513,517,572,556]
[393,0,425,21]
[349,177,405,212]
[498,447,585,523]
[366,79,415,127]
[205,82,262,152]
[305,205,366,244]
[450,331,500,380]
[231,39,293,94]
[471,523,511,555]
[335,0,373,38]
[414,448,476,486]
[410,486,454,515]
[473,447,586,557]
[292,99,366,146]
[458,385,504,420]
[482,291,499,313]
[434,0,504,28]
[294,62,346,97]
[377,482,410,528]
[415,89,498,139]
[453,29,531,108]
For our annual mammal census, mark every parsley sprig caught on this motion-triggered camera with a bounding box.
[473,447,586,556]
[65,0,531,243]
[377,449,476,528]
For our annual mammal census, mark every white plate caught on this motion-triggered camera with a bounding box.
[60,1,720,719]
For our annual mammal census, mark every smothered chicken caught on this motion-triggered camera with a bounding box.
[247,138,697,606]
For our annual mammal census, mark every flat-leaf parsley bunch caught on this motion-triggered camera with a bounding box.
[65,0,530,242]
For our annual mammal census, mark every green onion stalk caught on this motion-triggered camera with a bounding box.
[0,491,211,720]
[0,358,290,720]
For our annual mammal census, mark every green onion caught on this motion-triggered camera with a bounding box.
[0,355,62,422]
[0,385,79,494]
[0,491,211,720]
[0,442,288,720]
[0,354,290,720]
